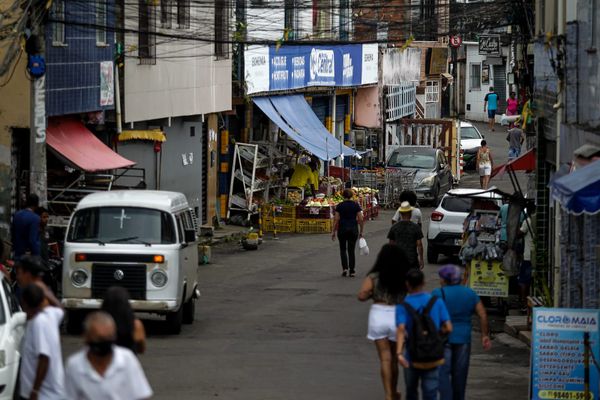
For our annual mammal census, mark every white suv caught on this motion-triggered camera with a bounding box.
[427,188,502,263]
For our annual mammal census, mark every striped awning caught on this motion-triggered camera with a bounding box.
[118,129,166,142]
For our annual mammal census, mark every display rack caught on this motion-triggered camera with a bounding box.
[227,142,285,219]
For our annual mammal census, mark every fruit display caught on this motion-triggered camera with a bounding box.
[287,191,302,204]
[320,176,344,186]
[351,187,379,196]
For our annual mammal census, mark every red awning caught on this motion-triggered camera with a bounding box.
[492,148,536,178]
[47,118,135,172]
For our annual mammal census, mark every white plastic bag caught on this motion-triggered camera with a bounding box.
[359,237,370,256]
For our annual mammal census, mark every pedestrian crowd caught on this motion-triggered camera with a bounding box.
[5,194,153,400]
[354,197,492,400]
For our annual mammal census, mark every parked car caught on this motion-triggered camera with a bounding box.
[427,188,503,263]
[386,146,453,205]
[460,121,484,171]
[0,278,26,400]
[62,191,200,334]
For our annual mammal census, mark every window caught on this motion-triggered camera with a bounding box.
[214,0,229,59]
[284,0,298,40]
[2,279,19,316]
[312,0,332,39]
[139,0,156,63]
[339,0,351,41]
[441,197,473,213]
[96,0,107,45]
[161,0,172,29]
[177,0,190,29]
[470,63,481,90]
[67,207,177,245]
[52,0,66,45]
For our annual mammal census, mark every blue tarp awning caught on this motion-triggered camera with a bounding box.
[550,159,600,215]
[253,95,360,161]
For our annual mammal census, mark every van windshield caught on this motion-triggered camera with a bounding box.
[67,207,177,244]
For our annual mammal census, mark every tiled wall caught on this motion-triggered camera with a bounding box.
[45,1,115,116]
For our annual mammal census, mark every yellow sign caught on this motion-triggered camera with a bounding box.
[538,390,594,400]
[468,259,509,297]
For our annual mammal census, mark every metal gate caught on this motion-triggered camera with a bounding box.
[493,64,507,113]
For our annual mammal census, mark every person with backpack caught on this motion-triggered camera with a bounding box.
[358,245,411,400]
[396,269,452,400]
[432,265,491,400]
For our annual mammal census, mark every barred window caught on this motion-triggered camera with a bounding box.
[470,63,481,90]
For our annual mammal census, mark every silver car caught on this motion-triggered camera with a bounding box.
[386,146,454,205]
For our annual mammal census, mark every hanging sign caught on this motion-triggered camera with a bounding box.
[478,35,501,56]
[449,35,462,48]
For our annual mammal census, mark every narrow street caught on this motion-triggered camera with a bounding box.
[61,122,531,399]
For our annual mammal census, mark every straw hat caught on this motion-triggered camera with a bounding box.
[398,201,413,213]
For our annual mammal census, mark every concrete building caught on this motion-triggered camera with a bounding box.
[534,0,600,308]
[117,0,232,226]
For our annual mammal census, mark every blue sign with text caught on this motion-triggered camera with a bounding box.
[531,308,600,400]
[245,44,378,94]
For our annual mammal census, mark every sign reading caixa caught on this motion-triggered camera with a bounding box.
[478,35,501,56]
[244,44,379,94]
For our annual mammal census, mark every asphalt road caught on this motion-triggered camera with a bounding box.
[61,121,531,399]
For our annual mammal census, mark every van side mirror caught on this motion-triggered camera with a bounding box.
[184,229,196,243]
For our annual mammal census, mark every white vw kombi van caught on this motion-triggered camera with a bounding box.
[62,191,200,334]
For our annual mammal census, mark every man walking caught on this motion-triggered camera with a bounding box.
[388,202,424,270]
[483,87,499,131]
[507,121,525,160]
[396,269,452,400]
[65,311,153,400]
[11,194,41,259]
[19,282,65,400]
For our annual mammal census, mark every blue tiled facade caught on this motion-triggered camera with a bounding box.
[45,1,115,117]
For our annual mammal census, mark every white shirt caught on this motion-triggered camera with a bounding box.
[65,346,153,400]
[392,208,422,225]
[20,307,65,399]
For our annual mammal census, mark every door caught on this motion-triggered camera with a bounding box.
[437,151,452,191]
[176,213,195,303]
[493,64,507,113]
[181,210,198,301]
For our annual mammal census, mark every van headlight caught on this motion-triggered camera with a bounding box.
[71,269,88,287]
[150,270,168,287]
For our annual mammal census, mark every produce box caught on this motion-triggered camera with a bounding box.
[261,204,296,219]
[296,218,332,234]
[296,205,333,219]
[261,216,295,233]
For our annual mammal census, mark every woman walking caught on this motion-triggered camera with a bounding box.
[358,244,411,400]
[101,286,147,354]
[476,140,493,189]
[332,189,364,277]
[432,265,492,400]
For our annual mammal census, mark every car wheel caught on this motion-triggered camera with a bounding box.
[166,304,183,334]
[427,245,439,264]
[66,310,85,335]
[182,297,196,325]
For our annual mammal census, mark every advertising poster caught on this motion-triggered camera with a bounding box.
[468,259,509,297]
[99,61,114,107]
[245,44,378,94]
[531,308,600,400]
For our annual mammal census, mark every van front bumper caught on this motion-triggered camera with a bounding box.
[62,298,179,312]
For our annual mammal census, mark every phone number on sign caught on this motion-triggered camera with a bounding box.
[538,390,594,399]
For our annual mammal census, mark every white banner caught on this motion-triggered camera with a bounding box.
[100,61,114,106]
[245,45,270,94]
[361,43,379,85]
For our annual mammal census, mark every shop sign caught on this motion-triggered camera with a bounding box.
[478,35,501,56]
[245,44,379,94]
[531,308,600,400]
[468,259,508,297]
[99,61,114,107]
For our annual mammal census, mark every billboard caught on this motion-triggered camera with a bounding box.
[244,44,379,94]
[531,308,600,400]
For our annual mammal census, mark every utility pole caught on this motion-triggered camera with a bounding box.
[28,1,47,206]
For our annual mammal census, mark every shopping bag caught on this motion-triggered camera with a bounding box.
[359,237,369,256]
